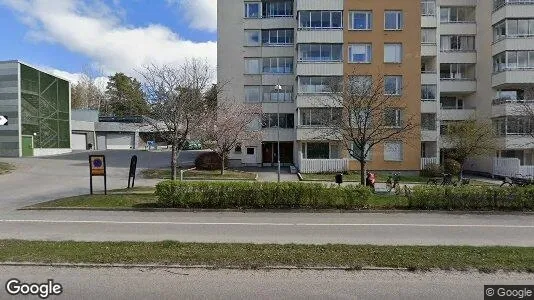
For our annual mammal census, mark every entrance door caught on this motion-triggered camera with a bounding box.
[262,142,293,166]
[22,136,34,157]
[262,143,273,164]
[243,147,257,165]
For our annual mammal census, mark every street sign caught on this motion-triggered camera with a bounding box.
[0,115,8,126]
[89,155,107,195]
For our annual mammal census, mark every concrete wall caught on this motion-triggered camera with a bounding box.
[0,61,20,157]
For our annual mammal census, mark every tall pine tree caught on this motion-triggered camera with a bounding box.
[102,73,149,117]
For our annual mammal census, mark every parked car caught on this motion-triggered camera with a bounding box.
[183,140,202,150]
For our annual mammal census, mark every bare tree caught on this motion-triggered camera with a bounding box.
[443,118,496,178]
[140,59,215,180]
[325,73,418,185]
[202,101,262,174]
[518,85,534,142]
[71,67,106,110]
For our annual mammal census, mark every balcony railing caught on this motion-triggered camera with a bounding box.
[492,98,534,105]
[494,0,534,11]
[421,157,439,169]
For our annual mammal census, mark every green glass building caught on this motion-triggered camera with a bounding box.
[0,61,71,157]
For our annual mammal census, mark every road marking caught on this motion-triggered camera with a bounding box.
[0,219,533,228]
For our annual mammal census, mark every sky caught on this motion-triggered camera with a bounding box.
[0,0,217,84]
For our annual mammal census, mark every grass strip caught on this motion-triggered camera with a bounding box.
[142,169,257,180]
[0,240,532,272]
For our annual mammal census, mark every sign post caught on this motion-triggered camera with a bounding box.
[89,155,107,195]
[128,155,138,189]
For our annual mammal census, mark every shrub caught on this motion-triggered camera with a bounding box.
[194,152,227,170]
[155,181,373,210]
[409,185,534,211]
[420,163,443,178]
[443,159,461,176]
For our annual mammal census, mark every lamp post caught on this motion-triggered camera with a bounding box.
[275,84,282,183]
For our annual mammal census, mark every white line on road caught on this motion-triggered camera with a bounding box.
[0,219,534,228]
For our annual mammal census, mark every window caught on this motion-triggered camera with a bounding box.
[349,44,372,63]
[352,143,372,161]
[262,85,293,102]
[493,21,506,41]
[262,29,294,45]
[262,57,293,74]
[384,44,402,63]
[262,113,294,129]
[245,3,261,18]
[246,147,255,155]
[421,0,436,16]
[421,85,437,100]
[244,30,261,46]
[350,11,372,30]
[299,76,341,93]
[244,86,261,103]
[440,35,475,51]
[440,96,464,109]
[298,44,343,62]
[300,108,342,126]
[440,7,475,23]
[385,11,403,30]
[348,75,372,95]
[352,108,372,128]
[244,58,260,74]
[235,143,242,154]
[303,143,330,159]
[263,1,293,18]
[421,29,436,44]
[384,76,402,95]
[421,113,437,130]
[505,19,534,37]
[299,11,342,29]
[440,63,475,80]
[384,141,403,161]
[494,51,534,71]
[384,108,403,128]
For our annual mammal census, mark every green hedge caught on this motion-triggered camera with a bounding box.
[410,185,534,210]
[155,181,372,209]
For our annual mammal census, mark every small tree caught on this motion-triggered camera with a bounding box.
[444,118,496,178]
[518,85,534,142]
[71,69,106,110]
[325,74,418,186]
[202,101,262,174]
[140,59,215,180]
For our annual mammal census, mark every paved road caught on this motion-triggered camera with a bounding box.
[1,266,532,299]
[0,211,533,246]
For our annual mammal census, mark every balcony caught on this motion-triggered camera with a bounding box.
[493,1,534,23]
[492,99,534,117]
[296,30,343,44]
[421,72,437,84]
[296,94,340,107]
[496,136,534,150]
[296,127,339,141]
[440,23,476,35]
[492,37,534,55]
[440,108,476,120]
[421,44,437,56]
[440,51,477,64]
[244,17,296,29]
[421,100,438,113]
[262,128,296,142]
[296,62,343,76]
[492,69,534,87]
[440,79,477,93]
[421,130,439,142]
[421,16,437,28]
[296,0,343,10]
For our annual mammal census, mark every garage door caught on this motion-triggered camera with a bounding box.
[106,133,134,150]
[71,133,87,150]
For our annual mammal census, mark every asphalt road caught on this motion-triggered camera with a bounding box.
[1,211,534,246]
[1,266,532,300]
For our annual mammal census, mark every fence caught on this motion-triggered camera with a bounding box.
[465,157,534,179]
[298,158,350,174]
[421,157,439,169]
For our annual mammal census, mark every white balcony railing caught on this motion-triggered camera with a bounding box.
[298,158,349,174]
[421,157,439,169]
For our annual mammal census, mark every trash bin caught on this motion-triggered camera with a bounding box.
[335,173,343,185]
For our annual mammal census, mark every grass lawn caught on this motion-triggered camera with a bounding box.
[301,173,497,186]
[0,162,14,175]
[0,240,532,272]
[141,168,257,180]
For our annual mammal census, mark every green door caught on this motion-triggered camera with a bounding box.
[22,136,34,157]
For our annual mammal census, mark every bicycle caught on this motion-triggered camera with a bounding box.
[500,174,534,187]
[427,173,457,186]
[386,173,401,193]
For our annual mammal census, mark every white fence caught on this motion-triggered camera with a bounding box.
[421,157,439,169]
[465,157,534,179]
[298,158,350,174]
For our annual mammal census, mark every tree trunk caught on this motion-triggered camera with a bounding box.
[170,144,178,180]
[221,155,225,175]
[360,161,366,186]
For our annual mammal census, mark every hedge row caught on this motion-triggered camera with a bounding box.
[155,181,372,209]
[410,185,534,210]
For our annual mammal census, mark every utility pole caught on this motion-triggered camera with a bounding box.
[275,84,282,183]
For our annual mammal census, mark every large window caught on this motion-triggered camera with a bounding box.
[348,75,372,95]
[384,43,402,63]
[299,11,342,29]
[301,142,341,159]
[421,84,437,100]
[440,96,464,109]
[262,57,293,74]
[262,85,293,102]
[421,29,437,44]
[263,1,293,18]
[262,113,294,129]
[299,76,341,93]
[440,35,475,51]
[244,58,260,74]
[244,86,261,103]
[262,29,294,45]
[350,11,372,30]
[384,108,403,128]
[244,30,261,46]
[349,44,372,63]
[384,141,403,161]
[440,64,475,80]
[493,117,534,136]
[440,7,476,23]
[421,113,437,131]
[300,108,342,126]
[384,76,403,95]
[385,11,403,30]
[245,2,261,18]
[298,44,343,62]
[493,51,534,72]
[421,0,436,16]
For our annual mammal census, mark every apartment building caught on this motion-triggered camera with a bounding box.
[217,0,534,171]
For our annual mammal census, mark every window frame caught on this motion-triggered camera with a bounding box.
[384,43,403,63]
[384,10,403,31]
[384,76,403,96]
[348,43,372,64]
[349,11,373,31]
[244,2,261,19]
[383,141,404,162]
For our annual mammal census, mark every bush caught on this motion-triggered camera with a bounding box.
[443,159,461,176]
[194,152,227,170]
[155,181,373,210]
[409,185,534,211]
[420,163,443,178]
